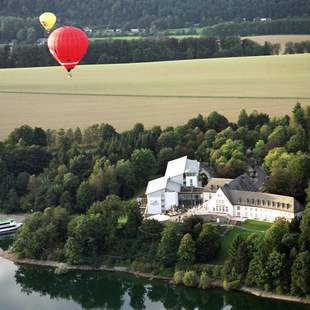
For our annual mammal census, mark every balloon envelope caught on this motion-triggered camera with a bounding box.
[39,12,57,32]
[48,26,89,73]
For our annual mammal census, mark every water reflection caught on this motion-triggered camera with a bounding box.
[0,237,308,310]
[15,267,127,309]
[13,264,309,310]
[0,235,14,251]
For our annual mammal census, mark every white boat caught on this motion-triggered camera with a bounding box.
[0,220,23,236]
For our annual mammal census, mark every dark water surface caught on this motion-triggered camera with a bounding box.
[0,238,309,310]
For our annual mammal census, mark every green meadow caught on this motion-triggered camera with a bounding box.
[0,53,309,139]
[214,220,272,264]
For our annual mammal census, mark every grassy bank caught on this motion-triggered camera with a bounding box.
[214,220,272,264]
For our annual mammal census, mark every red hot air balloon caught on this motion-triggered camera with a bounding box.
[48,26,89,77]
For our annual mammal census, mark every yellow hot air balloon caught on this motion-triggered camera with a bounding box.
[39,12,57,32]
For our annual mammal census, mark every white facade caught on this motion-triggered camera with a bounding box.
[146,156,200,215]
[206,188,234,217]
[204,187,301,222]
[146,180,181,215]
[203,192,215,202]
[186,175,198,187]
[147,190,179,215]
[235,205,295,222]
[146,158,303,221]
[206,198,296,222]
[147,190,164,215]
[164,192,179,211]
[170,175,184,185]
[202,178,234,203]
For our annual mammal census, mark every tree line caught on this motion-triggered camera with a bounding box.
[1,103,310,215]
[0,0,309,30]
[0,16,44,44]
[285,41,310,54]
[202,18,310,37]
[0,36,280,68]
[1,16,310,45]
[174,214,310,297]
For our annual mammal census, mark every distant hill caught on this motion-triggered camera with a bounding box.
[0,0,309,29]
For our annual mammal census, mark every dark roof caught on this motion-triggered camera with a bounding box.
[204,178,234,192]
[227,174,257,192]
[221,184,233,202]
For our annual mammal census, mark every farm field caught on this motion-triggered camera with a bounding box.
[0,53,309,139]
[242,34,310,52]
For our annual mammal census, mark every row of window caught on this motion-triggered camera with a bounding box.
[237,206,286,213]
[238,197,291,209]
[179,194,201,201]
[211,207,291,220]
[214,205,228,213]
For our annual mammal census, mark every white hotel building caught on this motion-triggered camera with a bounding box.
[145,157,304,222]
[145,156,200,215]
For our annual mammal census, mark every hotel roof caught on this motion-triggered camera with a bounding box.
[165,156,200,178]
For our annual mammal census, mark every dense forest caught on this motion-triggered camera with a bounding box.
[0,0,309,29]
[0,37,281,68]
[203,18,310,37]
[1,103,310,213]
[1,103,309,297]
[1,17,310,45]
[1,0,309,47]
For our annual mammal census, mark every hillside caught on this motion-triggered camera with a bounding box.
[0,0,309,29]
[0,53,309,139]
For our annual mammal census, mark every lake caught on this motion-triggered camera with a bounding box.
[0,238,309,310]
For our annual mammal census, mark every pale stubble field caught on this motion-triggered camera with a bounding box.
[0,53,309,139]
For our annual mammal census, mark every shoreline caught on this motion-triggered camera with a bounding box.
[0,250,171,282]
[1,250,309,305]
